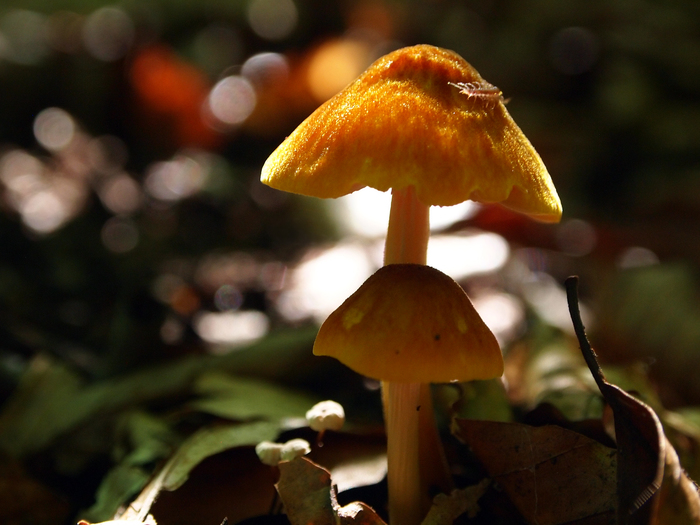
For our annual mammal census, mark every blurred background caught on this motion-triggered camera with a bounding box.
[1,0,700,521]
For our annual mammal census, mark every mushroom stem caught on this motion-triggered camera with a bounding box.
[384,186,429,265]
[382,185,454,521]
[384,381,422,525]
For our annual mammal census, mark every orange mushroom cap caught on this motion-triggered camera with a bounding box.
[262,44,562,223]
[313,264,503,383]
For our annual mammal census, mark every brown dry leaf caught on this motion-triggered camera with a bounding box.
[276,456,385,525]
[452,418,616,524]
[653,439,700,524]
[566,276,700,525]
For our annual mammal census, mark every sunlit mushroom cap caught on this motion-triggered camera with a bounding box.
[262,44,562,223]
[313,264,503,383]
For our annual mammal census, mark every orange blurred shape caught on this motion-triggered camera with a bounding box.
[306,38,373,103]
[170,284,202,316]
[466,204,559,250]
[347,1,397,40]
[130,45,221,150]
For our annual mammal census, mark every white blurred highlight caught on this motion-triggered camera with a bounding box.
[241,52,290,87]
[194,310,269,348]
[276,241,374,323]
[471,292,524,346]
[33,108,76,152]
[428,232,509,281]
[144,154,207,202]
[20,191,69,233]
[522,272,592,333]
[208,76,257,126]
[0,149,87,234]
[329,187,477,238]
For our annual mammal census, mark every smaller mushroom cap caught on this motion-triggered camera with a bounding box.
[255,441,283,466]
[262,44,561,222]
[313,264,503,383]
[306,400,345,432]
[279,438,312,461]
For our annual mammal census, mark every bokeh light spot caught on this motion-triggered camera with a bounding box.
[194,310,269,348]
[33,108,76,152]
[307,39,372,102]
[208,76,257,126]
[471,292,524,346]
[82,7,134,62]
[556,218,597,256]
[214,284,244,311]
[99,173,142,215]
[427,233,510,280]
[618,246,659,268]
[241,52,290,88]
[21,190,67,234]
[144,154,207,202]
[101,216,139,253]
[247,0,298,41]
[329,188,477,238]
[276,242,374,323]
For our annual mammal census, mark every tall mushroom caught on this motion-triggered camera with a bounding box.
[314,264,502,525]
[261,44,562,524]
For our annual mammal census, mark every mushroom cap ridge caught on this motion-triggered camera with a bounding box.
[262,44,562,223]
[313,264,504,383]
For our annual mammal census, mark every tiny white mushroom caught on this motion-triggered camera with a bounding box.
[279,438,311,461]
[255,440,283,466]
[305,400,345,432]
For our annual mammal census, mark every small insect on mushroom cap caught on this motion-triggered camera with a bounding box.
[261,44,562,223]
[313,264,504,383]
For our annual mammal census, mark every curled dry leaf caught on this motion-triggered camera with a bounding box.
[566,276,700,525]
[276,456,385,525]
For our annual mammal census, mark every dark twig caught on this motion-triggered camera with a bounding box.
[564,276,607,392]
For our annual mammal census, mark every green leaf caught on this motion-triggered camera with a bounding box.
[190,371,319,421]
[162,421,280,491]
[0,328,316,458]
[119,421,280,522]
[448,378,513,422]
[79,464,151,523]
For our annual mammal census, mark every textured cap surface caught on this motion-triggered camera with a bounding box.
[313,264,503,383]
[262,44,562,222]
